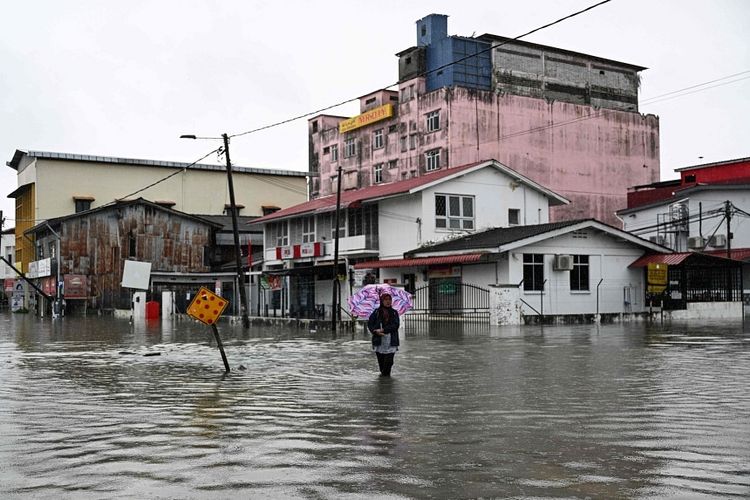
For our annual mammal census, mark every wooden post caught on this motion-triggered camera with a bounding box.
[211,323,230,373]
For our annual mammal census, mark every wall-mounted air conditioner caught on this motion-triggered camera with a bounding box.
[709,234,727,248]
[553,254,573,271]
[687,236,706,249]
[649,235,666,246]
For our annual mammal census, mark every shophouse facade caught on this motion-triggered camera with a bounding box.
[308,14,659,227]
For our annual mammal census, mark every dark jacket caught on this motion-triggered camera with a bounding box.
[368,307,400,347]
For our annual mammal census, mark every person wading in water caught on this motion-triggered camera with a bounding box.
[367,293,400,377]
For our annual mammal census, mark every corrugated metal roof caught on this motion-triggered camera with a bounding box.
[629,253,692,268]
[629,251,746,268]
[7,149,308,177]
[705,248,750,262]
[353,253,484,269]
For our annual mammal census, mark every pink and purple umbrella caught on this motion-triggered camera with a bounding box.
[348,284,413,318]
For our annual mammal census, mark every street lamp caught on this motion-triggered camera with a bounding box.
[181,133,250,329]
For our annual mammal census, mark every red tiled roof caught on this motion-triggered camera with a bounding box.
[353,253,484,269]
[250,161,485,225]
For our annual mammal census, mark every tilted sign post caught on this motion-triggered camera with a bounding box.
[187,286,231,372]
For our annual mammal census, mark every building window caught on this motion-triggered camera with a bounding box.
[426,110,440,132]
[388,159,398,169]
[570,255,590,291]
[523,254,544,291]
[508,208,520,226]
[374,163,383,184]
[276,222,289,247]
[409,134,417,150]
[400,136,407,152]
[330,144,338,162]
[332,213,347,239]
[74,197,93,213]
[373,129,384,149]
[312,120,318,133]
[425,149,441,171]
[262,205,280,216]
[435,194,474,230]
[302,216,315,243]
[344,137,356,157]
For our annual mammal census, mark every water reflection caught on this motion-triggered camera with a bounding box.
[1,313,749,498]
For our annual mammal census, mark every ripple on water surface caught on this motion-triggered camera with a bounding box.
[1,314,749,498]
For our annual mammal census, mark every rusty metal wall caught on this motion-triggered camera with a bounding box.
[37,203,213,311]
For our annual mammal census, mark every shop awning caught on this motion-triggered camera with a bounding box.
[629,253,691,268]
[353,253,484,269]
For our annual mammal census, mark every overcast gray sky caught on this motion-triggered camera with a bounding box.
[1,0,748,228]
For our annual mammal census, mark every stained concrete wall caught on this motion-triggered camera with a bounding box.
[309,87,659,227]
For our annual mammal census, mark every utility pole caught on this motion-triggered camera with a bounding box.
[331,164,343,333]
[223,133,250,329]
[725,200,732,259]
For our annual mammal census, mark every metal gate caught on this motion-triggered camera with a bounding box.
[406,279,490,327]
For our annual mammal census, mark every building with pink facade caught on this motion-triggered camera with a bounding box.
[308,14,659,226]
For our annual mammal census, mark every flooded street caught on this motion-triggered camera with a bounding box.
[1,313,749,499]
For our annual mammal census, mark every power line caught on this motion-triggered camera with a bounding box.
[229,0,613,139]
[640,70,750,102]
[114,147,222,201]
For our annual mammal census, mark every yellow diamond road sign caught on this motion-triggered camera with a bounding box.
[187,287,229,325]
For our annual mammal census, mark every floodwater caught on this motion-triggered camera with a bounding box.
[1,313,749,499]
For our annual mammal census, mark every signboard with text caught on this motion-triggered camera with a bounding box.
[64,274,88,299]
[338,104,394,133]
[647,263,668,294]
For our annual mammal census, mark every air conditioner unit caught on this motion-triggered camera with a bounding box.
[709,234,727,248]
[687,236,706,249]
[553,254,574,271]
[649,235,666,246]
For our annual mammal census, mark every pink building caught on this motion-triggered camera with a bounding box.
[309,14,659,226]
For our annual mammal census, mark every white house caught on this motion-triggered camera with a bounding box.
[356,219,671,324]
[250,159,568,319]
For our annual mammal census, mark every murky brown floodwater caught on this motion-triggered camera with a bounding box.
[1,312,749,499]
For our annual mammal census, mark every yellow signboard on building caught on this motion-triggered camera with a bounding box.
[647,263,668,293]
[339,103,393,133]
[187,286,229,325]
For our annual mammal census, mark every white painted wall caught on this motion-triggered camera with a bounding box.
[504,229,646,315]
[420,168,550,244]
[378,195,422,259]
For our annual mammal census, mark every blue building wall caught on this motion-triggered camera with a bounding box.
[419,14,492,92]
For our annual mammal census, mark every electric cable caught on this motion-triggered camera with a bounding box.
[229,0,613,139]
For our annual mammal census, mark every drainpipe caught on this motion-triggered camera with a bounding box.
[596,278,604,322]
